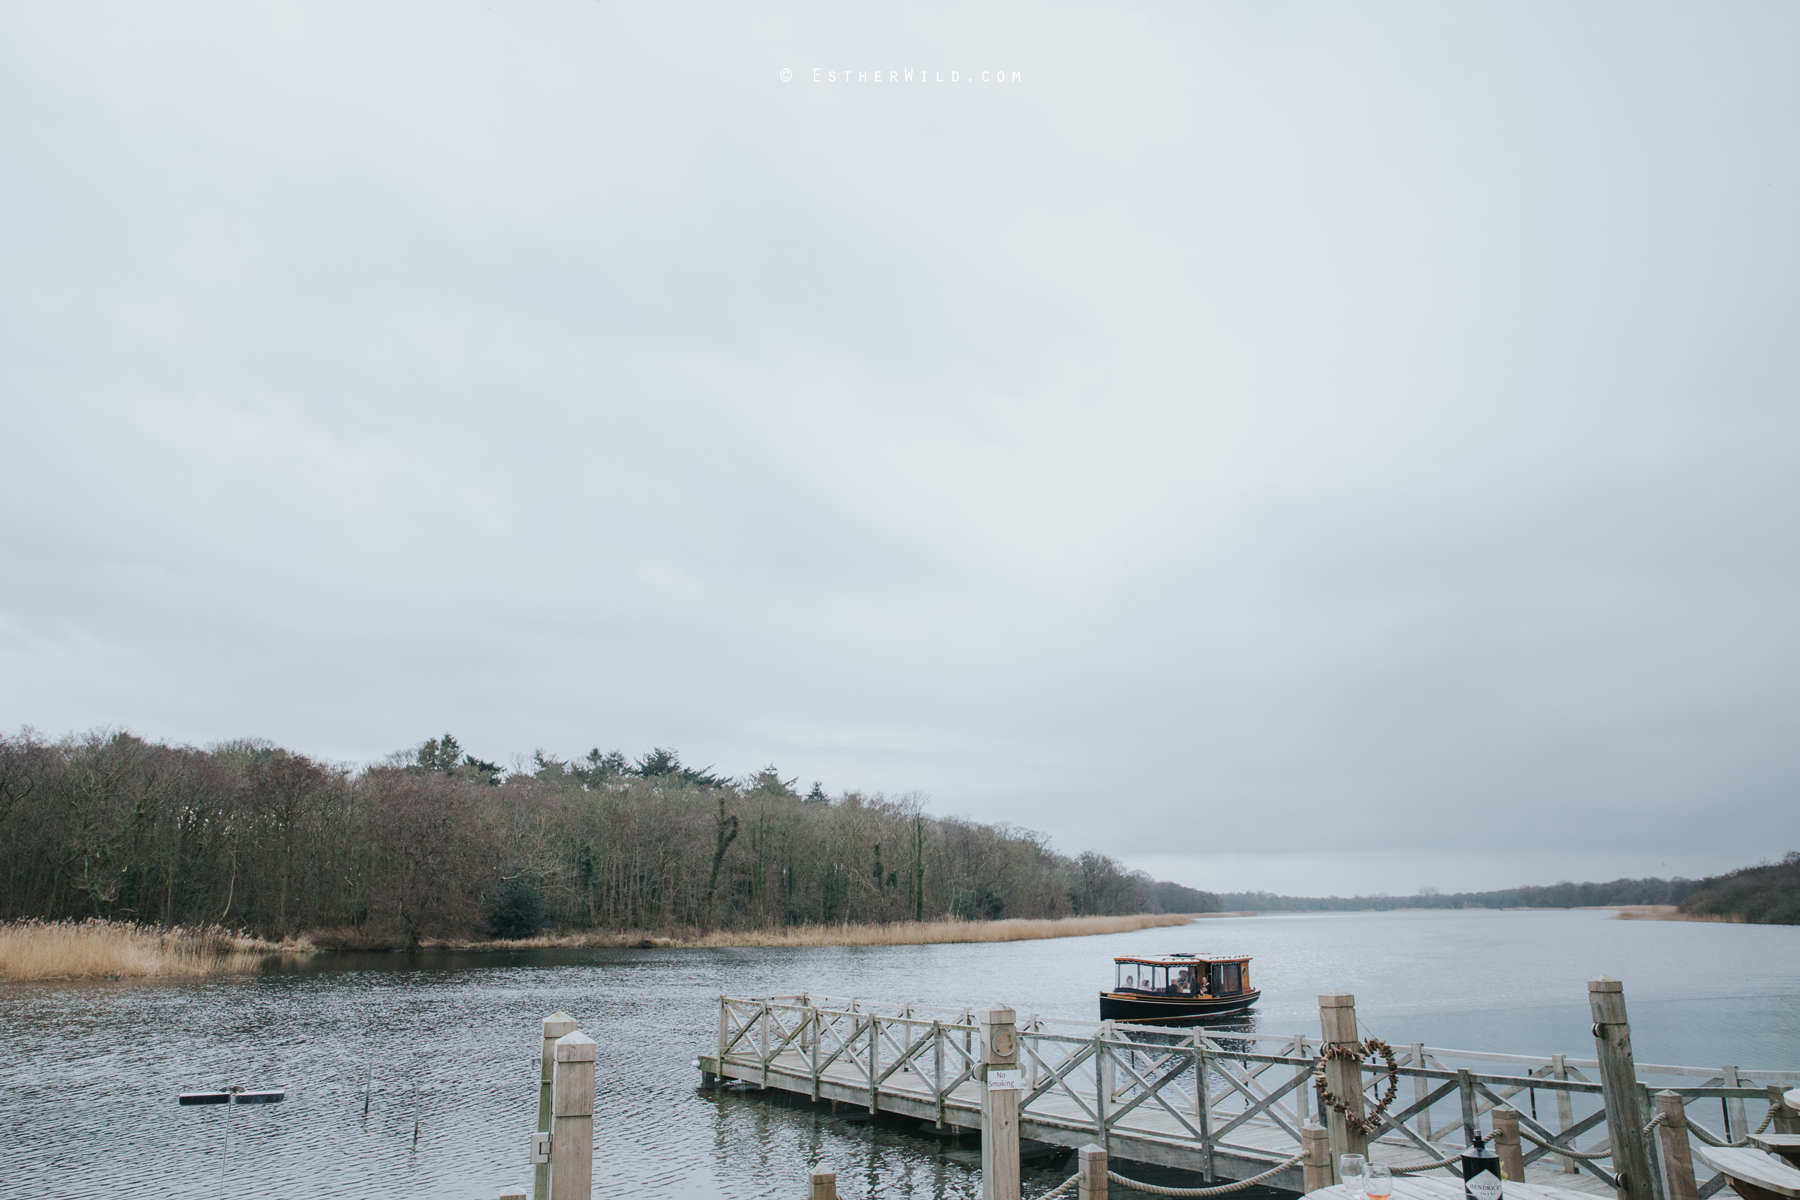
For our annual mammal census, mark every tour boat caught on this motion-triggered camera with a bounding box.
[1098,953,1260,1022]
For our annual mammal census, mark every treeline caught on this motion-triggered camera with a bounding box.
[1218,870,1791,917]
[1678,853,1800,925]
[0,730,1218,945]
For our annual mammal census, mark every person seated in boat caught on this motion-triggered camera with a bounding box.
[1122,974,1136,991]
[1175,969,1192,995]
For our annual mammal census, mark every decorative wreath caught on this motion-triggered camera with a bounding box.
[1315,1038,1400,1137]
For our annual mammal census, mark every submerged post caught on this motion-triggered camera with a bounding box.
[552,1030,597,1200]
[1492,1107,1525,1184]
[1303,1122,1332,1193]
[536,1012,576,1200]
[1078,1144,1109,1200]
[1654,1091,1698,1200]
[1589,978,1653,1200]
[979,1006,1021,1200]
[1320,994,1367,1176]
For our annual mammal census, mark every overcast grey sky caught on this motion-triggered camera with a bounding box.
[3,2,1796,896]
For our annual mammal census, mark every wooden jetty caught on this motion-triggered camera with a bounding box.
[697,981,1800,1200]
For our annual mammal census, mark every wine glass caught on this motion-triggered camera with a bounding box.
[1340,1153,1368,1197]
[1366,1163,1393,1200]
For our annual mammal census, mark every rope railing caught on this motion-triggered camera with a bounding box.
[1105,1152,1306,1197]
[1514,1127,1615,1161]
[1389,1153,1465,1175]
[1642,1104,1775,1147]
[1684,1113,1773,1149]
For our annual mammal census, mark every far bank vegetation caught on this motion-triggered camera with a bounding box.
[0,730,1219,954]
[0,918,297,981]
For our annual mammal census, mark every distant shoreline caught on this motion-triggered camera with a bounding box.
[1,912,1201,981]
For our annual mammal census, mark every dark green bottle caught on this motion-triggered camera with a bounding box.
[1463,1129,1503,1200]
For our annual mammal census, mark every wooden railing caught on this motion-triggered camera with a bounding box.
[708,989,1798,1200]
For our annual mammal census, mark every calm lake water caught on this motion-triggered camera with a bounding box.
[3,909,1796,1200]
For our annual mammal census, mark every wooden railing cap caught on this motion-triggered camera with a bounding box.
[555,1031,598,1061]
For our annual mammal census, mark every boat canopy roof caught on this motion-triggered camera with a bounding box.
[1113,953,1250,966]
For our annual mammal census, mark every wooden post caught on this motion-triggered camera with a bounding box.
[1554,1053,1578,1172]
[1769,1084,1799,1136]
[1493,1107,1525,1183]
[1590,978,1654,1200]
[1303,1122,1333,1193]
[868,1013,879,1115]
[536,1012,576,1200]
[1654,1090,1698,1200]
[1412,1043,1431,1139]
[810,1168,838,1200]
[1459,1069,1479,1146]
[810,1007,822,1102]
[761,1001,772,1089]
[1722,1067,1746,1142]
[1320,993,1366,1176]
[1099,1022,1117,1105]
[552,1030,596,1200]
[1093,1033,1109,1150]
[1079,1143,1109,1200]
[1193,1034,1213,1180]
[980,1006,1021,1200]
[501,1189,527,1200]
[1295,1038,1312,1126]
[934,1020,946,1128]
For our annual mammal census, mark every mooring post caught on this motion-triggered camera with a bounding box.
[501,1188,527,1200]
[1653,1090,1698,1200]
[551,1030,597,1200]
[1319,993,1366,1177]
[1492,1106,1525,1183]
[536,1012,576,1200]
[1303,1122,1332,1193]
[1078,1143,1109,1200]
[1589,978,1654,1200]
[810,1167,838,1200]
[979,1006,1021,1200]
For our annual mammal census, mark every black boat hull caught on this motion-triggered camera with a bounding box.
[1098,990,1261,1023]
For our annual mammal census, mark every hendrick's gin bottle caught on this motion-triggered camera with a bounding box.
[1463,1129,1503,1200]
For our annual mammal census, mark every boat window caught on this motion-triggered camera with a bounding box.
[1117,964,1136,990]
[1221,963,1241,994]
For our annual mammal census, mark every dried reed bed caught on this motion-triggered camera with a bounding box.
[423,912,1199,951]
[1611,906,1744,923]
[0,919,302,981]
